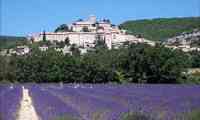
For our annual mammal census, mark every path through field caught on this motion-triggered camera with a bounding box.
[17,86,39,120]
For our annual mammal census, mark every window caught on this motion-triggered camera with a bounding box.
[113,34,116,39]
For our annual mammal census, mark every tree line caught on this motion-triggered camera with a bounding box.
[0,43,200,84]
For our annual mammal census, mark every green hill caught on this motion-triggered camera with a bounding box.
[0,36,28,49]
[120,17,200,41]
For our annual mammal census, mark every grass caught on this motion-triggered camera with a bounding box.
[121,110,200,120]
[120,112,155,120]
[182,110,200,120]
[54,115,78,120]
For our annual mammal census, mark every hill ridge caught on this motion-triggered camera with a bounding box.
[120,17,200,41]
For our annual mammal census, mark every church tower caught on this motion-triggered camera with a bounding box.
[88,15,97,23]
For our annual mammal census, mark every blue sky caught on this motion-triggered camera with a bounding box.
[1,0,199,36]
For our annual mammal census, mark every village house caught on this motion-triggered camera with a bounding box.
[0,46,30,56]
[15,46,30,55]
[39,45,49,52]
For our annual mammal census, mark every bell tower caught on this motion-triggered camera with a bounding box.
[88,15,97,23]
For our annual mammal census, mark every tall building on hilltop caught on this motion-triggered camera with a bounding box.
[30,16,155,49]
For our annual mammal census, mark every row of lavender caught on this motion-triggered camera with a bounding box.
[0,84,22,120]
[28,84,200,120]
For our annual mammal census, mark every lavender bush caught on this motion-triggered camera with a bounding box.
[1,84,200,120]
[28,85,80,120]
[28,84,200,120]
[0,84,22,120]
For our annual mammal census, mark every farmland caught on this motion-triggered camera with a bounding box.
[0,84,200,120]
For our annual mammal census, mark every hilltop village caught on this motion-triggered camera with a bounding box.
[30,15,155,49]
[0,16,155,56]
[165,29,200,52]
[0,16,200,56]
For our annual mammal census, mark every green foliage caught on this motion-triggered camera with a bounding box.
[180,75,200,85]
[114,70,126,84]
[70,44,80,56]
[189,51,200,68]
[55,24,70,32]
[177,110,200,120]
[94,35,108,51]
[54,115,78,120]
[0,43,196,84]
[42,30,47,42]
[82,49,117,83]
[0,36,28,49]
[56,41,65,48]
[124,44,190,83]
[16,48,65,83]
[37,40,52,46]
[120,17,200,41]
[0,55,17,83]
[65,37,70,46]
[120,112,154,120]
[186,110,200,120]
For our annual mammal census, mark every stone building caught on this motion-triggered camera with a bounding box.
[30,15,155,49]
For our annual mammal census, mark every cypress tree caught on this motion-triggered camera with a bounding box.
[43,30,46,42]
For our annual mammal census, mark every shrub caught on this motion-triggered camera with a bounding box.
[121,112,155,120]
[177,110,200,120]
[54,115,78,120]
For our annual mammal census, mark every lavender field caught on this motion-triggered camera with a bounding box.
[0,84,200,120]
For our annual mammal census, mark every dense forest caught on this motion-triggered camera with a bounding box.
[120,17,200,41]
[1,42,200,84]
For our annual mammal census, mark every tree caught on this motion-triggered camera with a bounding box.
[70,44,80,56]
[77,19,83,22]
[0,56,5,82]
[94,35,108,50]
[103,19,111,23]
[190,51,200,68]
[55,24,69,32]
[42,30,47,42]
[16,48,66,83]
[1,41,193,84]
[114,70,126,83]
[65,37,70,46]
[56,41,65,48]
[125,44,190,83]
[82,51,115,83]
[0,55,17,83]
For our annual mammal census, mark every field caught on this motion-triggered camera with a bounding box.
[0,84,200,120]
